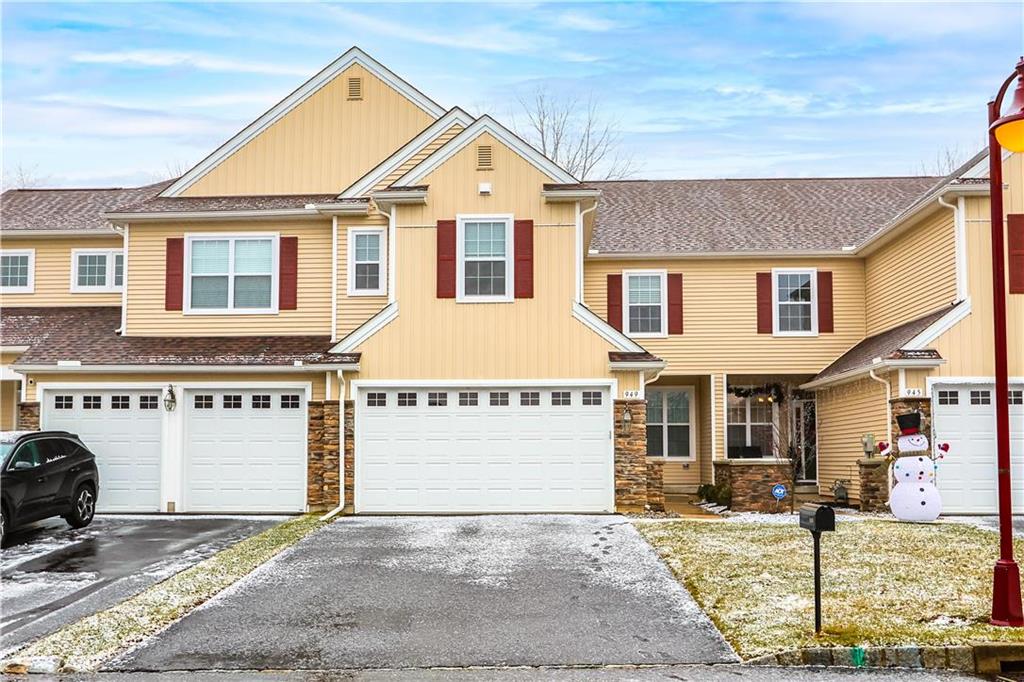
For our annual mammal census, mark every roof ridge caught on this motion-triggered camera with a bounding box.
[587,175,942,184]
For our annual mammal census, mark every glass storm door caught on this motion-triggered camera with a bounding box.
[793,399,817,482]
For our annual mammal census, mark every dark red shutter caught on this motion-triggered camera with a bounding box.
[817,270,834,333]
[164,237,184,311]
[436,220,456,298]
[279,236,298,310]
[668,273,683,334]
[1010,214,1024,294]
[606,274,623,331]
[756,272,772,333]
[514,219,533,298]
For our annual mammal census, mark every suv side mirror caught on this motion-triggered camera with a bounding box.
[12,460,36,471]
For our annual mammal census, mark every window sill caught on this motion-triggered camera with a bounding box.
[772,330,819,338]
[71,287,123,294]
[0,288,34,294]
[183,308,280,316]
[347,289,387,297]
[455,297,514,304]
[646,455,696,463]
[627,332,667,339]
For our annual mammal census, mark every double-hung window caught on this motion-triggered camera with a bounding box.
[727,391,776,458]
[0,249,34,293]
[773,268,817,336]
[457,215,512,302]
[71,249,124,292]
[347,228,385,296]
[623,270,666,337]
[646,388,694,459]
[186,235,277,313]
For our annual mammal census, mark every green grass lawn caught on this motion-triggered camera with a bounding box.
[635,518,1024,659]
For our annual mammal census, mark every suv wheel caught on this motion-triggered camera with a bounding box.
[65,485,95,529]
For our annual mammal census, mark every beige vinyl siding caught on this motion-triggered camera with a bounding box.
[815,375,889,503]
[864,207,957,335]
[931,154,1024,377]
[583,258,866,375]
[1,380,18,430]
[373,123,464,191]
[24,371,327,402]
[349,133,621,391]
[337,217,390,338]
[0,236,123,307]
[698,375,713,485]
[182,63,434,196]
[125,220,332,336]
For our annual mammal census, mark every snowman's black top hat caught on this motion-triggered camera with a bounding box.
[896,412,922,435]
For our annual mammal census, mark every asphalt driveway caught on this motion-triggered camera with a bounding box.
[111,515,737,671]
[0,515,278,655]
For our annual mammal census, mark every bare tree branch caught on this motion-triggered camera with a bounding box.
[1,163,50,191]
[164,160,192,180]
[511,86,637,181]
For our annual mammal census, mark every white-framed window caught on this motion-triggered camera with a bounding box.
[646,387,695,459]
[347,227,386,296]
[623,270,667,338]
[727,390,777,458]
[456,214,513,303]
[0,249,35,293]
[772,268,818,336]
[71,249,124,293]
[185,234,278,314]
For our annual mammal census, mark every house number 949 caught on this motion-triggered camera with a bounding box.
[623,390,642,399]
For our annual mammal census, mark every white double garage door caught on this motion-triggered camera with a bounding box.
[41,387,308,513]
[934,382,1024,514]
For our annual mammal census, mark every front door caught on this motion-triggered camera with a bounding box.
[793,399,817,482]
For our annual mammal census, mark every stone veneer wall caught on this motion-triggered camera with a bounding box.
[858,457,889,512]
[344,400,355,512]
[713,460,792,513]
[306,400,341,510]
[646,460,665,512]
[614,399,648,511]
[18,402,39,430]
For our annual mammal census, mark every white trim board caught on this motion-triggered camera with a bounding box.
[903,299,972,350]
[393,115,578,187]
[329,301,399,353]
[571,302,645,352]
[161,47,446,197]
[339,108,473,198]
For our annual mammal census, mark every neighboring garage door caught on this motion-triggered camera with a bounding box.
[42,388,163,513]
[356,385,613,513]
[184,388,308,513]
[934,384,1024,514]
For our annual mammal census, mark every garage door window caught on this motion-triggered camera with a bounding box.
[140,395,159,409]
[397,392,417,406]
[427,392,447,406]
[55,395,73,409]
[84,396,102,410]
[223,395,242,409]
[1010,390,1023,406]
[111,395,130,410]
[938,390,959,405]
[252,394,271,409]
[367,392,386,407]
[489,392,509,406]
[971,390,991,405]
[459,392,478,406]
[552,391,571,406]
[520,391,539,406]
[281,394,301,408]
[582,391,602,406]
[194,395,213,409]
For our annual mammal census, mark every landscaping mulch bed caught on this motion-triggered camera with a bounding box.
[635,518,1024,659]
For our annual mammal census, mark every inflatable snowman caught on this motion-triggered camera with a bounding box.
[889,412,944,522]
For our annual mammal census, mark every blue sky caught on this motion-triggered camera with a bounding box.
[2,1,1022,187]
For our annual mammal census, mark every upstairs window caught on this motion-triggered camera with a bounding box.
[773,269,817,335]
[72,249,124,293]
[186,235,277,313]
[623,270,666,337]
[458,217,512,302]
[347,229,385,296]
[0,250,34,293]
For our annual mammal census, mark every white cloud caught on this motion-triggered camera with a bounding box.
[786,2,1018,40]
[70,50,311,77]
[554,12,619,32]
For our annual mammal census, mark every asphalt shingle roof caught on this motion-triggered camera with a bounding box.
[586,176,942,254]
[110,193,361,214]
[1,180,173,232]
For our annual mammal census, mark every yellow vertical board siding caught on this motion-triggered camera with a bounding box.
[0,236,123,307]
[125,220,332,336]
[931,157,1024,377]
[616,371,641,395]
[698,376,713,484]
[1,380,18,430]
[24,372,326,402]
[337,218,389,338]
[350,134,617,386]
[373,124,464,191]
[182,64,434,196]
[814,376,888,503]
[711,374,726,464]
[864,208,957,335]
[1,351,25,366]
[583,258,866,374]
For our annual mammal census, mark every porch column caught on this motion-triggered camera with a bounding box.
[710,373,727,481]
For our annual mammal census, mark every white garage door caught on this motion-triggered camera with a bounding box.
[184,389,308,513]
[42,388,163,513]
[356,385,614,513]
[934,384,1024,514]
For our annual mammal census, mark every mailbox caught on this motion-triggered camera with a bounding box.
[799,503,836,533]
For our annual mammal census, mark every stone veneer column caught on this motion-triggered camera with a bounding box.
[344,400,355,512]
[646,460,665,512]
[858,457,889,512]
[614,399,648,512]
[18,402,40,430]
[306,400,326,510]
[713,460,791,513]
[322,401,341,508]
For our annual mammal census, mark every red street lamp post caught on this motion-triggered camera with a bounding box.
[987,56,1024,627]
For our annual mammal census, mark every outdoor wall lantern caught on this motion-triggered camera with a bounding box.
[618,405,633,435]
[163,385,177,412]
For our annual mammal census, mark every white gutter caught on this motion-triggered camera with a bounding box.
[105,208,322,224]
[305,203,371,215]
[543,189,602,201]
[15,363,359,374]
[0,229,121,238]
[800,357,945,391]
[370,190,428,206]
[608,360,667,371]
[588,249,856,260]
[0,346,29,354]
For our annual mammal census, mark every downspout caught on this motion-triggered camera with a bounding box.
[937,194,967,302]
[868,368,894,501]
[112,223,127,335]
[576,200,598,303]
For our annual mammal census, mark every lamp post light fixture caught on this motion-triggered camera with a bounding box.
[987,56,1024,628]
[163,384,177,412]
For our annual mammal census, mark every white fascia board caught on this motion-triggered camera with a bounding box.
[339,108,474,199]
[571,301,645,352]
[587,249,853,260]
[800,357,944,391]
[368,190,428,206]
[305,203,371,215]
[0,346,29,354]
[104,209,321,223]
[902,299,972,350]
[394,115,578,187]
[15,363,358,374]
[542,189,602,202]
[608,360,667,371]
[329,301,398,353]
[161,47,446,198]
[1,229,120,238]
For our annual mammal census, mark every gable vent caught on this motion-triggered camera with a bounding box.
[347,77,362,100]
[477,144,493,170]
